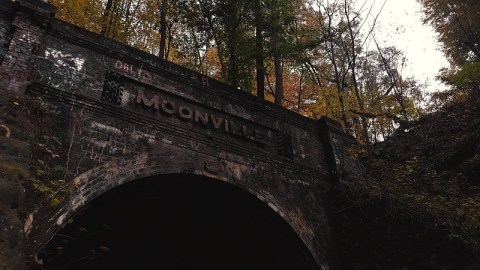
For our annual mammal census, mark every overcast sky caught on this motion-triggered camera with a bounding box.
[362,0,449,92]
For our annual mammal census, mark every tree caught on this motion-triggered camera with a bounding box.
[356,47,424,142]
[174,0,255,90]
[419,0,480,98]
[100,0,114,35]
[159,0,168,59]
[262,0,298,105]
[254,0,265,99]
[420,0,480,65]
[49,0,103,33]
[295,0,423,146]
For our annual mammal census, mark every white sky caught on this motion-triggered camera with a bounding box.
[362,0,450,92]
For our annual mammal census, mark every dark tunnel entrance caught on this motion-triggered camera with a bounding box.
[36,174,319,270]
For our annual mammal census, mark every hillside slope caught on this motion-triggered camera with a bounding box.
[330,99,480,269]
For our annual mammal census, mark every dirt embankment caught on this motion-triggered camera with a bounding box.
[330,99,480,269]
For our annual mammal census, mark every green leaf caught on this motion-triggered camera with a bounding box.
[50,198,61,207]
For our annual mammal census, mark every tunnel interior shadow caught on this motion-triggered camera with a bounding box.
[37,174,318,270]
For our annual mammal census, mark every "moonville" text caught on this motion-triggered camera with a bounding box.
[136,90,268,145]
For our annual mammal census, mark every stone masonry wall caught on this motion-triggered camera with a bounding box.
[0,1,13,64]
[25,22,334,267]
[0,1,55,95]
[0,2,31,269]
[29,23,330,174]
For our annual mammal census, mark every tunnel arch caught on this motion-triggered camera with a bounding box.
[31,153,323,269]
[36,174,319,269]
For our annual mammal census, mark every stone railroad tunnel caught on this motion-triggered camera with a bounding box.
[0,0,362,269]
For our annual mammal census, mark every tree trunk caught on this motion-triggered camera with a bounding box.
[329,40,350,132]
[324,9,350,132]
[159,0,167,59]
[274,55,283,105]
[345,0,370,153]
[229,36,238,88]
[101,0,114,36]
[165,22,173,60]
[296,70,304,112]
[205,14,227,79]
[254,0,265,99]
